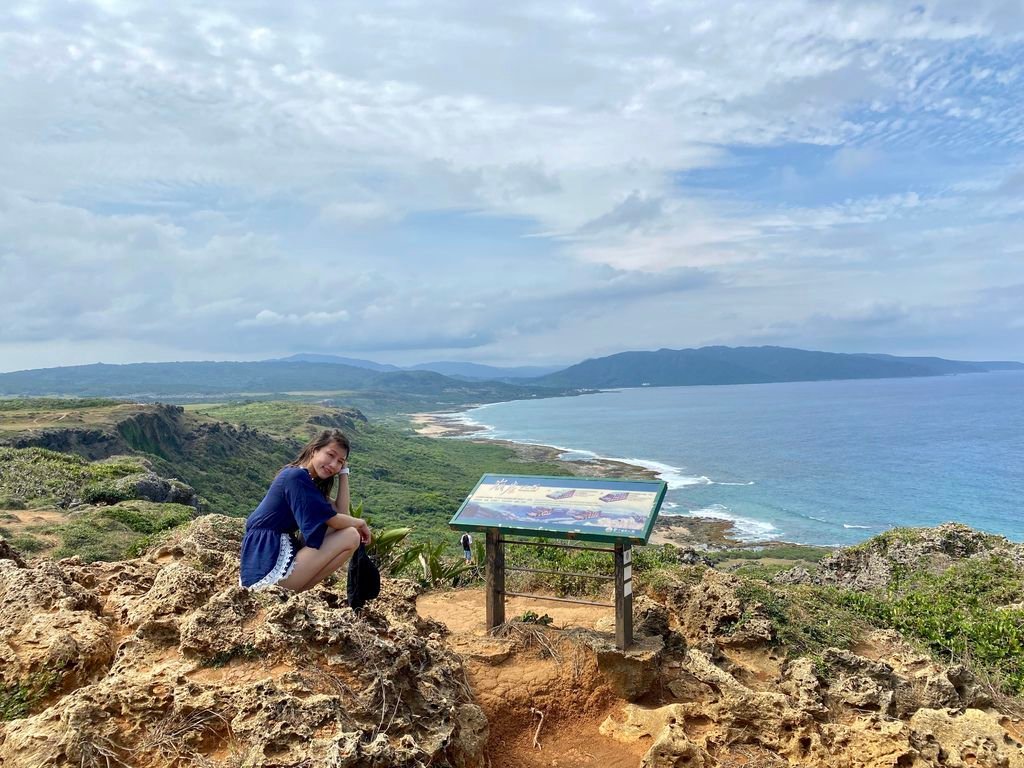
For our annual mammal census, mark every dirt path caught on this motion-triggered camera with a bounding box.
[417,589,648,768]
[418,589,612,634]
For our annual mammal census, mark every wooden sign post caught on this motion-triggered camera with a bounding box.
[614,542,633,650]
[485,529,505,629]
[452,474,666,652]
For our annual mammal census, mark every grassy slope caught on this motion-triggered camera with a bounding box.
[1,398,570,553]
[188,401,571,540]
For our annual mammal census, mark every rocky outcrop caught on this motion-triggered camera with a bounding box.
[664,568,775,648]
[0,516,486,768]
[5,522,1024,768]
[777,522,1024,590]
[2,427,130,461]
[308,408,369,431]
[597,571,1024,768]
[85,469,201,507]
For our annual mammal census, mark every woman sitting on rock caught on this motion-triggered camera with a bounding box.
[240,429,371,591]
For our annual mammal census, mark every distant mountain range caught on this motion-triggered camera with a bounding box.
[0,361,559,406]
[275,353,562,380]
[0,346,1019,401]
[534,346,1024,388]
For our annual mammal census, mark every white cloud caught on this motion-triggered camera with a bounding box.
[240,309,351,328]
[1,1,1023,368]
[319,201,400,225]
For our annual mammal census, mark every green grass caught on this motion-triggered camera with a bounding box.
[496,538,705,597]
[1,670,60,721]
[707,544,834,564]
[187,401,350,440]
[829,554,1024,693]
[0,397,121,412]
[52,502,195,562]
[0,447,147,508]
[731,580,872,655]
[5,533,47,553]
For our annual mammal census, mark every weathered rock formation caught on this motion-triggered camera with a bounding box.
[775,522,1024,590]
[0,516,486,767]
[4,522,1024,768]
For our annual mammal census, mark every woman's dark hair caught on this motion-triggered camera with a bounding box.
[288,429,350,498]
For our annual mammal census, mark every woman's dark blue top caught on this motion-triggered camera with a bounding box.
[239,466,337,587]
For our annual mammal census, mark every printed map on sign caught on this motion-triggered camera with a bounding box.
[449,474,667,544]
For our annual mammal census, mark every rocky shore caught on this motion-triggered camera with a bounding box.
[410,411,746,549]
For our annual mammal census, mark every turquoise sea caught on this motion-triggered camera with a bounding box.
[452,372,1024,546]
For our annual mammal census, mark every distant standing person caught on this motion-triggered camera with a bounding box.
[460,532,473,562]
[239,429,371,591]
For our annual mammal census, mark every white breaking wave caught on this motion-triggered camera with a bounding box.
[445,410,494,431]
[446,412,747,490]
[843,524,873,529]
[617,457,714,489]
[664,503,781,542]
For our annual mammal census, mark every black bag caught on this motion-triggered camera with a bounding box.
[346,543,381,611]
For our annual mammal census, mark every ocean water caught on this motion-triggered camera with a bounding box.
[452,372,1024,546]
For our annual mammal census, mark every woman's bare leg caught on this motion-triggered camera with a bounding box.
[303,548,357,590]
[277,527,360,592]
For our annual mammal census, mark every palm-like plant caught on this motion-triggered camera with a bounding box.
[349,501,423,577]
[417,540,474,587]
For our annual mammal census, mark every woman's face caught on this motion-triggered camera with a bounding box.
[309,441,348,479]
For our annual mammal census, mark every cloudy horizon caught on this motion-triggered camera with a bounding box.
[2,1,1023,373]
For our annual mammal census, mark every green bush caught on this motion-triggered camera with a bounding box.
[0,447,147,509]
[99,503,194,535]
[54,503,194,562]
[0,670,60,721]
[830,554,1024,693]
[732,580,871,655]
[81,478,137,505]
[6,533,46,554]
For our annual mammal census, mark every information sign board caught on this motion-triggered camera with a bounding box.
[449,473,667,544]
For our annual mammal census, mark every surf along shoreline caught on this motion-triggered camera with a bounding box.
[409,410,765,551]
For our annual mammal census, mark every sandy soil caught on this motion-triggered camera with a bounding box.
[418,588,647,768]
[418,588,613,636]
[0,507,65,553]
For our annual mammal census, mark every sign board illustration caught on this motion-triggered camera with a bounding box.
[449,474,667,545]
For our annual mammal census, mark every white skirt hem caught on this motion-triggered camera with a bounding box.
[244,533,297,590]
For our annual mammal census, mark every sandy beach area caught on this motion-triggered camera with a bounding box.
[409,411,743,549]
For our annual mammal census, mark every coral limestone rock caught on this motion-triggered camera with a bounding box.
[0,516,486,768]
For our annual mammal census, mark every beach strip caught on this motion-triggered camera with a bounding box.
[408,411,741,548]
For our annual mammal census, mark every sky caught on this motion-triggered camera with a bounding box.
[1,1,1023,373]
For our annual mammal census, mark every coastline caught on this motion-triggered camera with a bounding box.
[408,410,746,549]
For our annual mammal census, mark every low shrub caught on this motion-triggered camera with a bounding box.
[732,580,872,655]
[830,554,1024,694]
[0,670,60,721]
[54,502,194,562]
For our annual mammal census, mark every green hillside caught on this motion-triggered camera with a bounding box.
[536,345,1022,388]
[0,361,568,414]
[0,398,570,544]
